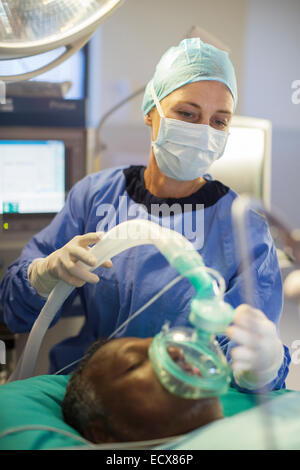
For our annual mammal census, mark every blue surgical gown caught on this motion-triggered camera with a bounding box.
[0,166,290,390]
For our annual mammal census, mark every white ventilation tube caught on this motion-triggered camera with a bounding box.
[9,220,204,381]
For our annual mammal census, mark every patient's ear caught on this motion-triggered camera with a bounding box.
[84,419,116,444]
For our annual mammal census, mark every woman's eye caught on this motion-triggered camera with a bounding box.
[179,111,194,118]
[214,120,227,128]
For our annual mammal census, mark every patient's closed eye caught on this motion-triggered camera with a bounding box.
[126,362,142,373]
[123,354,146,374]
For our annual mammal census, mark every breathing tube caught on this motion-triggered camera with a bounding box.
[9,219,234,399]
[149,267,234,399]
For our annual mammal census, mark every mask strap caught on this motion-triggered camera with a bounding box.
[150,81,165,117]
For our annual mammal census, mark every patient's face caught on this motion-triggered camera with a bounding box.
[82,337,223,442]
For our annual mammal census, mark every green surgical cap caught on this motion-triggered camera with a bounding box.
[142,37,238,115]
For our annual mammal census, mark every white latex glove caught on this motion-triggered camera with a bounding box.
[226,304,284,390]
[28,232,112,297]
[284,270,300,300]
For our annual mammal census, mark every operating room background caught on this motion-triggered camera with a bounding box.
[3,0,300,389]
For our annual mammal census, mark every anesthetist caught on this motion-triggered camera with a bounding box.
[0,38,290,391]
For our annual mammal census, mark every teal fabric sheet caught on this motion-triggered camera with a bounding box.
[0,374,296,450]
[157,390,300,450]
[0,375,87,450]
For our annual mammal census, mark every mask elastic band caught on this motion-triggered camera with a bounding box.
[150,81,165,118]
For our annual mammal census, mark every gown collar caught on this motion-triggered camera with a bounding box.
[123,165,229,212]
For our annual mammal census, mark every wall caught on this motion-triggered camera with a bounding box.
[242,0,300,228]
[242,0,300,130]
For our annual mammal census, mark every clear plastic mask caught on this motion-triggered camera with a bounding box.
[149,268,234,399]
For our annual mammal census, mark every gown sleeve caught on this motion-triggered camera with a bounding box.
[0,177,90,333]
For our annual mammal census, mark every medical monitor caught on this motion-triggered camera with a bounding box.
[0,140,65,215]
[0,127,89,287]
[0,126,88,236]
[209,115,272,207]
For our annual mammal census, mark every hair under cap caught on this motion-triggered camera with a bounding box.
[142,37,238,116]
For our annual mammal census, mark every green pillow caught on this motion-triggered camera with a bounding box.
[0,374,293,450]
[0,375,87,450]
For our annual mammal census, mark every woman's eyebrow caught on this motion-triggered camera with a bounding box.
[175,100,201,109]
[216,110,232,115]
[175,101,232,115]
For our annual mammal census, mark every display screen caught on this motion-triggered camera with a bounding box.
[0,140,65,214]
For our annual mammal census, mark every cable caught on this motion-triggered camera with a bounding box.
[0,425,94,448]
[107,275,183,341]
[54,274,184,375]
[54,265,224,376]
[63,434,184,450]
[0,424,184,450]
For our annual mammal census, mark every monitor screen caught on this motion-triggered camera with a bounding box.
[209,115,272,205]
[0,140,65,214]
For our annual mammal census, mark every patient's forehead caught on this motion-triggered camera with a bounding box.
[86,338,108,360]
[91,337,151,356]
[89,337,129,358]
[83,337,149,373]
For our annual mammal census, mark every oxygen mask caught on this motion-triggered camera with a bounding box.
[149,267,234,399]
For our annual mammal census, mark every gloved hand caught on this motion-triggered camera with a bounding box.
[284,270,300,300]
[226,304,284,390]
[28,232,112,297]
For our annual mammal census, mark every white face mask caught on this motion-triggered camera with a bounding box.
[150,82,229,181]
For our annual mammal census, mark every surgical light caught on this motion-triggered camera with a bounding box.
[0,0,125,82]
